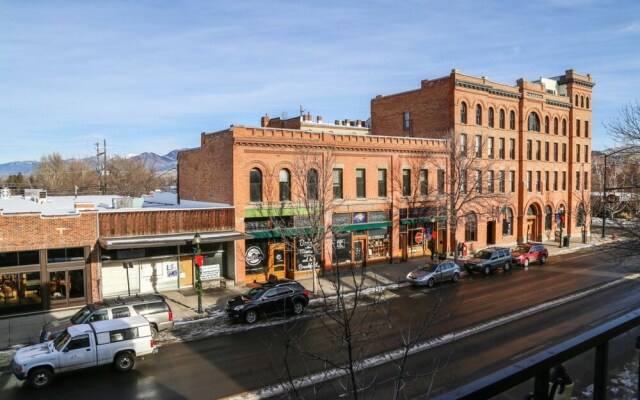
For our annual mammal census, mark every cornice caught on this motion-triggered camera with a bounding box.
[456,79,521,99]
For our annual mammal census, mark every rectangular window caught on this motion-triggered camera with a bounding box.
[510,171,516,192]
[437,169,445,194]
[527,171,532,192]
[402,169,411,196]
[536,171,541,192]
[562,171,566,191]
[488,137,494,158]
[545,171,550,191]
[510,139,516,159]
[585,121,589,138]
[585,145,589,163]
[475,170,482,193]
[545,142,549,161]
[460,134,467,156]
[333,169,343,199]
[562,144,567,162]
[554,171,558,191]
[377,169,387,197]
[475,135,482,158]
[527,140,532,160]
[419,169,428,195]
[536,140,541,161]
[554,143,558,161]
[403,111,411,131]
[499,170,505,193]
[576,119,581,137]
[488,170,494,193]
[499,138,505,159]
[356,168,366,198]
[47,247,84,263]
[584,171,588,190]
[576,171,580,190]
[461,169,468,193]
[576,144,581,162]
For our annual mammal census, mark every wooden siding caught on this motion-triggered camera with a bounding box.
[98,209,235,237]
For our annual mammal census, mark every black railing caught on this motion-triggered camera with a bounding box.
[435,309,640,400]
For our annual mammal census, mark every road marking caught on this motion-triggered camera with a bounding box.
[222,273,638,400]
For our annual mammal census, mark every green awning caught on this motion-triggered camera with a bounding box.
[333,221,392,233]
[400,216,446,225]
[244,207,319,218]
[246,227,322,239]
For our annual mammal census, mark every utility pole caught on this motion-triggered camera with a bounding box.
[96,140,107,195]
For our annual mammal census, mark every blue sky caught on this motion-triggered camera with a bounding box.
[1,0,639,163]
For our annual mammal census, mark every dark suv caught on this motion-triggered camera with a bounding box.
[40,294,173,342]
[226,280,309,324]
[464,247,512,275]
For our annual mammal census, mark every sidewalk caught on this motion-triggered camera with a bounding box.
[0,234,614,351]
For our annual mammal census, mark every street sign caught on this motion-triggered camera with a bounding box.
[415,231,424,244]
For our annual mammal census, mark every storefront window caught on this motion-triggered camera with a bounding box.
[0,272,42,313]
[332,233,351,264]
[368,229,389,259]
[503,208,514,236]
[48,247,84,263]
[0,250,39,267]
[49,269,85,302]
[245,240,268,275]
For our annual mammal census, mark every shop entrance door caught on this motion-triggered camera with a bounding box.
[269,244,286,280]
[353,238,365,268]
[486,221,496,245]
[179,256,193,288]
[526,219,535,242]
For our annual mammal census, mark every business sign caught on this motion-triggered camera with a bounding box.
[200,264,221,280]
[353,212,367,224]
[296,238,318,271]
[369,211,389,222]
[415,231,424,244]
[245,246,265,267]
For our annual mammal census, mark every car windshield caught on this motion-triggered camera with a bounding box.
[53,330,71,351]
[70,306,92,324]
[419,263,439,272]
[514,245,531,253]
[474,251,492,259]
[243,287,267,300]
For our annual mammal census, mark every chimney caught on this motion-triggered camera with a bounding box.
[306,112,312,121]
[345,119,351,126]
[316,115,323,123]
[355,119,361,127]
[261,114,270,127]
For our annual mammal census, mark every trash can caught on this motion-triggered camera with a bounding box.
[563,236,570,247]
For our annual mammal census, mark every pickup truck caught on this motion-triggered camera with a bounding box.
[12,315,157,389]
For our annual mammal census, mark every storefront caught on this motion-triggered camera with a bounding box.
[399,208,446,260]
[331,211,392,267]
[99,232,243,297]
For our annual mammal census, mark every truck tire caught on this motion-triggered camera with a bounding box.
[28,367,53,389]
[150,325,158,339]
[114,352,136,372]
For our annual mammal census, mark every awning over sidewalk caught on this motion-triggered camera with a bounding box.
[99,231,250,249]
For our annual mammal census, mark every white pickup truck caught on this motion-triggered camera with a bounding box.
[12,315,157,388]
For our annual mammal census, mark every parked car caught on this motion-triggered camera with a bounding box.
[464,247,512,275]
[226,280,309,324]
[14,316,157,389]
[406,261,461,287]
[511,243,548,267]
[40,294,173,342]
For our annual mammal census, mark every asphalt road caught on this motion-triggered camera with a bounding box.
[1,246,638,400]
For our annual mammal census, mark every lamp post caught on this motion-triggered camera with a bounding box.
[193,233,203,314]
[558,205,565,248]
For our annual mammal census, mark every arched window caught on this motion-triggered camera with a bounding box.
[528,112,540,132]
[307,169,318,200]
[510,110,516,130]
[575,94,579,106]
[577,203,586,227]
[279,169,291,201]
[545,205,553,230]
[544,116,549,134]
[554,117,558,135]
[586,97,590,109]
[249,168,262,202]
[465,212,477,242]
[581,96,584,108]
[488,107,495,128]
[475,105,482,126]
[502,208,513,236]
[562,119,567,136]
[499,109,505,129]
[460,102,467,124]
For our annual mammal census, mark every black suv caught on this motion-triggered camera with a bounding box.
[226,280,309,324]
[40,294,173,342]
[464,247,512,275]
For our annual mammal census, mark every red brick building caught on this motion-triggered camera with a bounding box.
[371,69,594,249]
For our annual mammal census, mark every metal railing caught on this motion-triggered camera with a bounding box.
[435,309,640,400]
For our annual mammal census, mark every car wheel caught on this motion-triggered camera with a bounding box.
[150,326,158,339]
[452,273,459,282]
[540,255,547,264]
[292,301,305,315]
[114,352,136,372]
[523,258,529,268]
[484,266,491,275]
[244,309,258,324]
[28,367,53,389]
[427,278,435,287]
[503,262,511,272]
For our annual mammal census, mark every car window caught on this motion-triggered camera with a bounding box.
[264,288,278,298]
[71,306,93,324]
[66,334,90,350]
[277,287,293,296]
[474,251,492,259]
[500,250,509,257]
[89,310,109,322]
[112,307,131,319]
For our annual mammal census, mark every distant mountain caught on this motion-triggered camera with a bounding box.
[0,150,185,177]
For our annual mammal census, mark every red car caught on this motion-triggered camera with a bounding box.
[511,243,548,267]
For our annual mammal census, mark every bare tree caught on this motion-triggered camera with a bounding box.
[32,153,66,192]
[106,156,159,196]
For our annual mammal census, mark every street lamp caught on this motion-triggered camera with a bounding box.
[558,205,566,248]
[193,233,203,314]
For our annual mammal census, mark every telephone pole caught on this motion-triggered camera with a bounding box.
[96,140,107,195]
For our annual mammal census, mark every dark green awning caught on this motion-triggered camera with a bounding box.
[400,216,446,225]
[333,221,392,233]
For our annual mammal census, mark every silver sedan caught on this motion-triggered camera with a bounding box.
[406,261,461,287]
